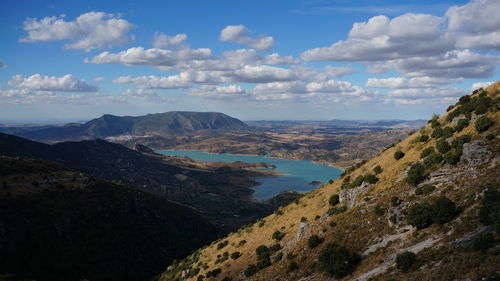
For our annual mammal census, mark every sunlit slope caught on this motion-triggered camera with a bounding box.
[159,82,499,281]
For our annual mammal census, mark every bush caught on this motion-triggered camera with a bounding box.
[318,243,360,278]
[256,245,271,269]
[419,135,430,142]
[455,119,469,132]
[444,152,461,165]
[329,194,340,206]
[423,152,443,167]
[431,119,441,128]
[446,108,460,122]
[374,205,385,216]
[472,232,495,252]
[363,174,379,184]
[441,127,455,139]
[391,196,400,207]
[288,261,299,272]
[217,240,229,250]
[475,116,493,133]
[230,252,241,260]
[244,264,258,277]
[406,163,425,185]
[327,206,347,216]
[406,203,433,229]
[431,197,458,224]
[269,243,281,252]
[479,185,500,233]
[420,147,435,159]
[274,252,283,262]
[452,134,471,153]
[394,151,405,160]
[396,251,416,272]
[415,184,435,196]
[436,140,451,154]
[272,230,285,241]
[431,127,443,138]
[373,165,383,174]
[206,268,221,278]
[308,234,324,249]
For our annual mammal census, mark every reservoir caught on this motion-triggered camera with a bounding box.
[156,150,342,201]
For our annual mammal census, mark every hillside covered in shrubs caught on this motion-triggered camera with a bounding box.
[158,81,500,281]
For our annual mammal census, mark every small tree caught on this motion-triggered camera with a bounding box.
[419,135,430,142]
[288,261,299,272]
[475,116,493,133]
[406,203,433,229]
[406,163,425,185]
[431,127,443,138]
[244,264,258,277]
[308,234,324,249]
[396,251,416,272]
[455,119,469,132]
[436,140,451,154]
[373,165,383,174]
[318,243,360,278]
[394,151,405,160]
[431,197,458,224]
[329,194,340,206]
[420,147,435,159]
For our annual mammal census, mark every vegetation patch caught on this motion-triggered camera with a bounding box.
[318,243,360,278]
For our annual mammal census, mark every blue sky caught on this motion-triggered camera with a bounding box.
[0,0,498,123]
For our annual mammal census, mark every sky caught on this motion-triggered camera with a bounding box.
[0,0,499,123]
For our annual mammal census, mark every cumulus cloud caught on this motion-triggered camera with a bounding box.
[113,71,227,89]
[365,63,392,74]
[306,80,366,96]
[190,85,249,99]
[122,88,158,97]
[301,13,451,62]
[8,74,97,92]
[220,25,274,51]
[446,0,500,51]
[20,12,135,51]
[366,77,461,89]
[152,32,188,49]
[471,81,494,91]
[386,87,466,104]
[324,65,355,77]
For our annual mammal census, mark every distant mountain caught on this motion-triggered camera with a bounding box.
[0,156,217,281]
[0,111,251,142]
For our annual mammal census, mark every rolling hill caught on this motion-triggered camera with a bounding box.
[158,82,500,281]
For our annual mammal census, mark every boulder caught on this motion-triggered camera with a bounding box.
[340,181,369,208]
[461,140,491,167]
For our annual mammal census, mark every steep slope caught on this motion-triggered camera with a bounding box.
[0,156,217,281]
[159,82,500,281]
[3,111,251,142]
[0,133,284,233]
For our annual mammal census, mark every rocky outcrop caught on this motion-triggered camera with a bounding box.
[461,140,491,167]
[340,181,369,208]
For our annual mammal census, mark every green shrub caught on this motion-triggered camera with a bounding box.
[288,261,299,272]
[475,116,493,133]
[394,151,405,160]
[308,234,324,249]
[256,245,271,269]
[436,140,451,154]
[327,206,348,216]
[406,163,425,185]
[420,147,435,159]
[451,134,471,153]
[472,232,495,252]
[455,119,469,132]
[217,240,229,250]
[301,217,307,222]
[431,127,443,138]
[444,152,461,165]
[418,184,436,195]
[329,194,340,206]
[373,165,383,174]
[406,203,433,229]
[274,252,283,262]
[396,251,416,272]
[432,197,458,225]
[446,108,461,122]
[258,220,265,227]
[206,268,221,278]
[363,174,379,184]
[269,243,281,252]
[272,230,285,241]
[423,152,443,167]
[441,127,455,139]
[431,119,441,128]
[374,205,385,216]
[318,243,360,278]
[479,185,500,233]
[391,196,400,207]
[237,240,246,247]
[419,135,430,142]
[244,264,258,277]
[231,252,241,260]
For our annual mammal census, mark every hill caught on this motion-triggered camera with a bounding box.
[0,156,217,281]
[0,133,290,233]
[0,111,251,142]
[158,82,500,281]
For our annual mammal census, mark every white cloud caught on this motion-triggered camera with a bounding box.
[301,13,451,62]
[220,25,274,51]
[366,77,461,88]
[386,87,466,104]
[306,80,366,96]
[8,74,97,92]
[264,53,298,65]
[113,71,227,89]
[152,32,188,49]
[365,63,392,74]
[446,0,500,51]
[94,77,105,82]
[20,12,135,51]
[471,81,494,91]
[190,85,249,99]
[122,88,158,97]
[227,65,300,83]
[324,65,355,77]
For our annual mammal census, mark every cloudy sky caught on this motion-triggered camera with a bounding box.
[0,0,499,123]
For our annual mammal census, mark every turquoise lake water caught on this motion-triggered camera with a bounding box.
[156,150,342,201]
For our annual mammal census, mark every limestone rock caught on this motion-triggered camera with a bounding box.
[461,140,491,167]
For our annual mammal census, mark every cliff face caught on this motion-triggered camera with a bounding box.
[159,82,500,281]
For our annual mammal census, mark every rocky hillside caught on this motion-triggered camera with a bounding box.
[0,111,251,142]
[159,82,499,281]
[0,156,217,281]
